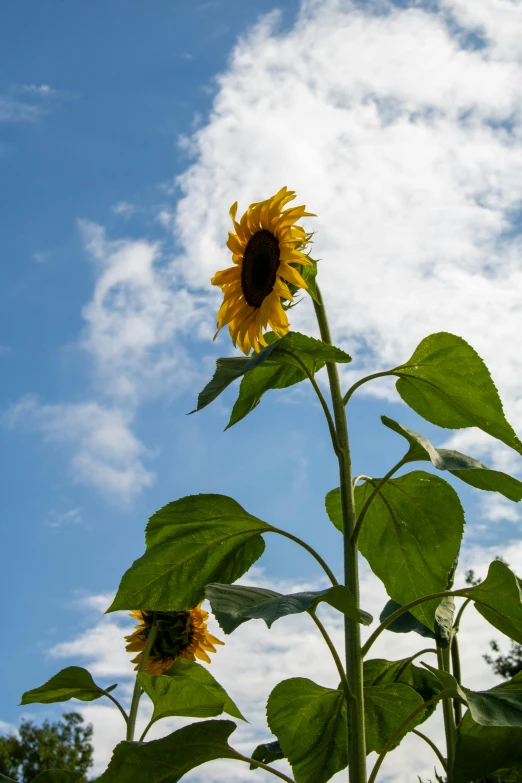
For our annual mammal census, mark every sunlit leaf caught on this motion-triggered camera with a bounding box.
[460,560,522,645]
[364,683,425,753]
[21,667,109,706]
[363,657,441,723]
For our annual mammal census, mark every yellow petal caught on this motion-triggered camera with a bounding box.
[210,266,241,286]
[278,263,307,289]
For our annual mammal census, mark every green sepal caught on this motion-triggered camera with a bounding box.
[205,583,372,634]
[20,667,109,706]
[391,332,522,455]
[137,658,245,723]
[108,494,271,612]
[249,740,285,770]
[299,257,320,303]
[96,720,242,783]
[326,471,465,629]
[382,415,522,501]
[266,678,347,783]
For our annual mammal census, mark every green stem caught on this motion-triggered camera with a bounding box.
[453,597,472,632]
[310,611,355,703]
[313,287,366,783]
[271,528,338,586]
[126,614,158,742]
[343,371,395,407]
[361,589,459,657]
[139,718,154,742]
[368,694,443,783]
[351,456,408,545]
[450,634,463,725]
[438,644,456,779]
[408,647,438,663]
[412,729,448,772]
[235,754,296,782]
[101,690,129,724]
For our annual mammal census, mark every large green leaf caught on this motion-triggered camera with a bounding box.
[459,560,522,645]
[108,495,272,611]
[453,713,522,783]
[138,659,245,723]
[364,683,425,753]
[466,688,522,728]
[21,667,110,705]
[382,416,522,502]
[266,678,346,783]
[0,776,17,783]
[249,740,285,770]
[97,720,243,783]
[30,774,85,783]
[205,583,372,634]
[327,472,465,629]
[363,657,442,723]
[226,332,351,428]
[391,332,522,455]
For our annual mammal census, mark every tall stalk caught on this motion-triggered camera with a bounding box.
[313,287,367,782]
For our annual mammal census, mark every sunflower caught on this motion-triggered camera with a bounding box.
[211,187,316,355]
[125,604,224,675]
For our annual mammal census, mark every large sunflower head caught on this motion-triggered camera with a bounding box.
[211,187,316,355]
[125,604,224,675]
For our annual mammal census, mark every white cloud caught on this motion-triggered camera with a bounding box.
[46,543,522,781]
[112,201,138,219]
[3,396,154,502]
[46,507,83,530]
[0,83,59,123]
[170,0,522,480]
[19,84,57,96]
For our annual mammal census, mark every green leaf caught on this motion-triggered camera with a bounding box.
[327,471,465,629]
[422,663,468,703]
[97,720,242,783]
[453,713,522,783]
[365,683,425,753]
[382,416,522,502]
[138,658,245,723]
[466,687,522,728]
[379,599,436,639]
[30,774,85,783]
[20,667,108,705]
[267,678,347,783]
[363,657,442,723]
[460,560,522,645]
[392,332,522,456]
[204,583,372,634]
[226,332,351,428]
[249,740,285,770]
[0,776,17,783]
[108,494,272,611]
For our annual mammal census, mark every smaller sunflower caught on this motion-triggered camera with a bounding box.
[125,604,223,675]
[211,186,316,355]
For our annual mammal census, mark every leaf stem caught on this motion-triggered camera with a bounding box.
[343,371,395,407]
[236,753,296,782]
[368,694,443,783]
[313,286,367,783]
[450,634,463,725]
[351,456,408,545]
[361,590,459,657]
[139,718,154,742]
[408,647,438,663]
[412,729,448,772]
[453,597,472,632]
[309,611,355,703]
[270,527,338,586]
[101,690,129,724]
[438,644,456,779]
[126,614,158,742]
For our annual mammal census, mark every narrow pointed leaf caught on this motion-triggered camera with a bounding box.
[382,416,522,502]
[422,663,468,703]
[249,740,285,770]
[365,683,425,753]
[392,332,522,455]
[205,583,371,634]
[328,471,465,629]
[267,678,346,783]
[21,667,108,705]
[108,495,271,612]
[97,720,243,783]
[460,560,522,645]
[138,659,245,722]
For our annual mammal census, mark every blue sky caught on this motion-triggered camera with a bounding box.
[2,1,522,780]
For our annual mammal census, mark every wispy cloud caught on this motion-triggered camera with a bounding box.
[0,83,60,123]
[111,201,138,219]
[45,507,84,530]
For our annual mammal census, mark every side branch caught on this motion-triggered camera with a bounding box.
[235,753,295,783]
[270,528,339,586]
[343,371,395,406]
[351,456,408,545]
[310,611,355,703]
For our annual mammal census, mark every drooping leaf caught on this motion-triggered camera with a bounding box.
[249,740,285,770]
[30,774,85,783]
[327,472,465,629]
[363,657,442,724]
[108,495,272,611]
[138,659,245,723]
[226,332,351,428]
[205,583,372,634]
[459,560,522,645]
[453,713,522,783]
[97,720,242,783]
[21,667,108,705]
[382,416,522,502]
[30,775,85,783]
[379,599,436,639]
[266,678,347,783]
[364,683,425,753]
[391,332,522,455]
[422,663,468,703]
